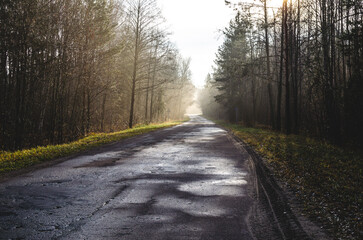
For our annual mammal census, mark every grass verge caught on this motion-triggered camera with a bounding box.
[0,121,184,174]
[217,121,362,240]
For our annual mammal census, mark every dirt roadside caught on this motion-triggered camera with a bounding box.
[228,131,331,240]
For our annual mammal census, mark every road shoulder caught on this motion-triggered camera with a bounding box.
[227,129,330,240]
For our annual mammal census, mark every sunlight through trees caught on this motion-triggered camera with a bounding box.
[0,0,194,150]
[200,0,363,147]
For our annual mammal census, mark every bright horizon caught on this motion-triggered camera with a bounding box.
[158,0,284,88]
[158,0,235,88]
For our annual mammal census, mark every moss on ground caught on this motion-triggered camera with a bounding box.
[218,121,362,240]
[0,121,183,174]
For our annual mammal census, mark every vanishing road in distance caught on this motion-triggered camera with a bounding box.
[0,116,310,239]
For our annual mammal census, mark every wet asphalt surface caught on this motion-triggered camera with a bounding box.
[0,116,294,239]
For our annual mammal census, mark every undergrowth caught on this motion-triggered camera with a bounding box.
[218,121,362,240]
[0,121,183,174]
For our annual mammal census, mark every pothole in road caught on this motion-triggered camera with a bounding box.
[155,196,228,217]
[178,178,247,197]
[74,158,121,168]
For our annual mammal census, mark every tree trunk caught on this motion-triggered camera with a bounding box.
[264,0,275,129]
[129,4,141,128]
[284,0,291,134]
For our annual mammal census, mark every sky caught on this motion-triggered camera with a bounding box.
[158,0,236,88]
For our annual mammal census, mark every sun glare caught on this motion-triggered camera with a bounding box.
[268,0,284,8]
[239,0,284,8]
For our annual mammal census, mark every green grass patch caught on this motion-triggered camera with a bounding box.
[0,121,184,174]
[217,121,362,239]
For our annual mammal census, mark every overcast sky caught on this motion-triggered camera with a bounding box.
[158,0,235,88]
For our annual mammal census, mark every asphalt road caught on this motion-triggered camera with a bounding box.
[0,116,308,239]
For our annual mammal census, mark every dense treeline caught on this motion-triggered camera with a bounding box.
[0,0,193,150]
[200,0,363,146]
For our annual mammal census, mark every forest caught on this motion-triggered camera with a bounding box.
[200,0,363,147]
[0,1,362,239]
[0,0,194,150]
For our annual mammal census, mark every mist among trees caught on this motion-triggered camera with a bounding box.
[0,0,194,150]
[199,0,363,147]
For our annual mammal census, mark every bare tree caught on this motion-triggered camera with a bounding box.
[125,0,162,128]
